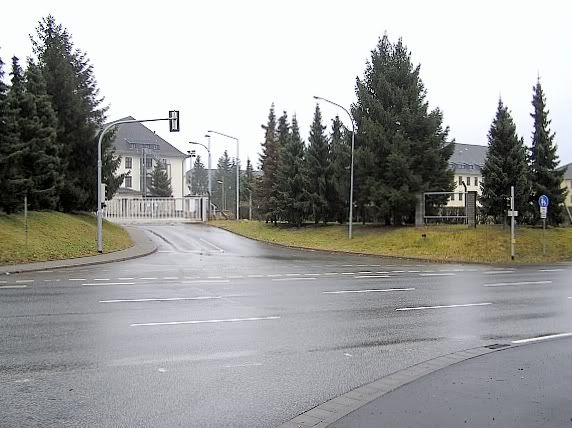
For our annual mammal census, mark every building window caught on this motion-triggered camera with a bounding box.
[124,176,132,188]
[125,157,132,169]
[145,158,153,169]
[458,176,462,186]
[466,176,471,186]
[459,192,463,201]
[475,177,479,187]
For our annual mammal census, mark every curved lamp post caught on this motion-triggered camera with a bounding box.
[207,130,239,221]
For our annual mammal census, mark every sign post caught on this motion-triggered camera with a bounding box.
[510,186,515,260]
[539,195,549,256]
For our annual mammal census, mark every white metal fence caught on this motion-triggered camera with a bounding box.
[104,197,208,223]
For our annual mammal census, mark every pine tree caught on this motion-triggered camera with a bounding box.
[214,150,233,212]
[1,57,32,213]
[148,161,172,197]
[328,116,351,223]
[480,99,529,223]
[529,78,565,225]
[258,104,279,222]
[352,34,454,224]
[190,155,208,195]
[19,60,62,210]
[31,15,121,211]
[306,104,330,224]
[0,55,9,212]
[273,114,309,226]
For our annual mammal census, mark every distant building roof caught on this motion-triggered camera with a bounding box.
[449,143,488,173]
[109,116,186,158]
[558,162,572,180]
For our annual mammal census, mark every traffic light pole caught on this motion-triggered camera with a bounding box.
[97,115,178,253]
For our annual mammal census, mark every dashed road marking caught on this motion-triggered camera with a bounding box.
[131,316,280,327]
[512,332,572,344]
[93,279,110,281]
[15,280,34,283]
[324,288,415,294]
[0,285,28,289]
[183,280,230,284]
[163,277,178,280]
[69,278,86,281]
[483,281,552,287]
[419,273,456,277]
[140,277,157,280]
[83,282,136,286]
[355,275,391,279]
[396,302,492,311]
[100,296,222,303]
[538,269,564,272]
[272,277,316,282]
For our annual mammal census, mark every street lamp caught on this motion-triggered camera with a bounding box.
[217,178,225,211]
[207,130,239,221]
[189,139,212,214]
[313,95,356,239]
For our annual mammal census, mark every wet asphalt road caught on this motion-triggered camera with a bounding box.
[1,224,571,427]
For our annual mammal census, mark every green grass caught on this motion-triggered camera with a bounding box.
[212,220,572,264]
[0,211,133,265]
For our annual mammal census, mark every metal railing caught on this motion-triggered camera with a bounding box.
[104,196,208,223]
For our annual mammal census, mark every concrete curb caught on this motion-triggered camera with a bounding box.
[278,342,523,428]
[0,226,157,274]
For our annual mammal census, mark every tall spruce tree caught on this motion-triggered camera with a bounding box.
[31,15,121,211]
[214,150,233,212]
[352,34,454,224]
[1,57,32,213]
[328,116,351,223]
[306,104,330,224]
[20,60,62,210]
[258,104,279,222]
[0,55,9,211]
[241,158,256,202]
[529,78,565,225]
[190,155,208,195]
[148,162,172,197]
[480,99,529,223]
[273,114,309,226]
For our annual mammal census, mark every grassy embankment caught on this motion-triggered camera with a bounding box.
[0,211,132,265]
[212,220,572,264]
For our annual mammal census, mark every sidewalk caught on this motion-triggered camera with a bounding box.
[0,226,156,274]
[282,337,572,428]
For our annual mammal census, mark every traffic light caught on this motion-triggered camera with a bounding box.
[169,110,180,132]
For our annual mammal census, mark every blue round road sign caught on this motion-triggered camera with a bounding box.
[538,195,549,207]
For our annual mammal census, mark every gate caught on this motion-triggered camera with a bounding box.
[104,197,208,223]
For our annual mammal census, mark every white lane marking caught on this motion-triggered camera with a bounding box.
[158,250,174,253]
[0,285,28,289]
[183,280,230,284]
[391,270,406,273]
[15,280,34,283]
[68,278,86,281]
[483,281,552,287]
[323,273,339,276]
[375,271,390,274]
[344,353,353,357]
[303,273,321,276]
[93,278,110,281]
[248,275,264,278]
[223,362,263,368]
[0,280,6,284]
[266,274,283,278]
[272,277,316,282]
[158,368,167,373]
[484,270,515,274]
[357,271,372,274]
[396,302,492,311]
[131,316,280,327]
[407,270,421,273]
[228,275,243,279]
[355,275,391,279]
[324,288,415,294]
[207,276,223,279]
[199,238,225,253]
[512,332,572,344]
[100,296,222,303]
[118,277,134,280]
[44,279,60,282]
[140,277,157,280]
[419,273,456,277]
[341,272,355,275]
[568,297,572,299]
[163,277,178,280]
[356,265,370,267]
[538,269,564,272]
[285,273,302,277]
[83,282,136,286]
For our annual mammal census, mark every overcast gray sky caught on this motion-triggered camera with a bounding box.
[2,0,571,168]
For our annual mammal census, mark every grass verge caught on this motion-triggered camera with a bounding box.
[0,211,133,265]
[211,220,572,264]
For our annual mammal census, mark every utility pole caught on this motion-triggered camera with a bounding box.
[510,185,515,260]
